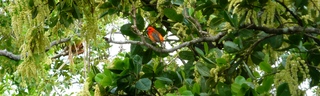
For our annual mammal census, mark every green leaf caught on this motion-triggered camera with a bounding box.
[179,51,195,60]
[224,41,240,53]
[120,23,137,38]
[32,7,38,19]
[48,0,55,8]
[195,47,205,56]
[133,55,142,75]
[216,82,231,96]
[135,14,145,31]
[209,17,223,28]
[196,63,211,77]
[181,90,193,96]
[192,83,200,94]
[222,11,233,27]
[135,78,152,90]
[268,35,283,49]
[99,2,113,9]
[99,11,109,18]
[276,83,291,96]
[163,8,183,22]
[72,5,82,19]
[49,16,58,27]
[259,62,272,73]
[251,51,265,64]
[172,0,184,5]
[239,29,254,38]
[204,42,209,55]
[179,85,187,94]
[155,80,165,88]
[155,77,173,84]
[234,76,246,85]
[216,58,227,66]
[217,0,228,8]
[109,0,120,6]
[257,76,274,93]
[28,0,34,7]
[95,73,112,87]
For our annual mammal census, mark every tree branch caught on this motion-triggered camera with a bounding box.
[104,32,226,53]
[242,24,320,34]
[0,37,73,60]
[45,37,71,51]
[0,50,21,61]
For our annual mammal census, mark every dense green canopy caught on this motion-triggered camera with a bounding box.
[0,0,319,95]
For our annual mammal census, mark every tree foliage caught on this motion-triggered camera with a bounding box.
[0,0,320,95]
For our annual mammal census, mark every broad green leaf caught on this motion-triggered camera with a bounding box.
[95,73,112,87]
[224,41,240,53]
[196,63,211,77]
[172,0,184,5]
[28,0,34,7]
[163,8,183,22]
[48,0,55,8]
[231,83,241,94]
[109,0,120,6]
[209,17,223,28]
[217,0,228,8]
[135,78,152,90]
[216,82,231,96]
[276,83,291,96]
[239,29,254,38]
[133,55,142,75]
[179,51,195,60]
[251,51,265,64]
[166,93,176,96]
[120,23,137,38]
[179,85,187,94]
[99,2,113,9]
[156,77,173,84]
[257,76,274,93]
[259,62,272,73]
[195,47,205,56]
[267,35,283,49]
[49,16,58,27]
[234,76,246,85]
[155,80,165,88]
[309,67,320,87]
[216,58,227,66]
[192,83,200,94]
[135,14,145,30]
[182,90,193,96]
[142,49,153,64]
[222,11,234,27]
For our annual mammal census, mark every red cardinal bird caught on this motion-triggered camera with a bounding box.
[146,26,164,43]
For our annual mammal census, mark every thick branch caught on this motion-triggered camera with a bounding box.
[242,24,320,34]
[45,38,71,51]
[104,32,226,53]
[0,50,21,61]
[0,37,73,60]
